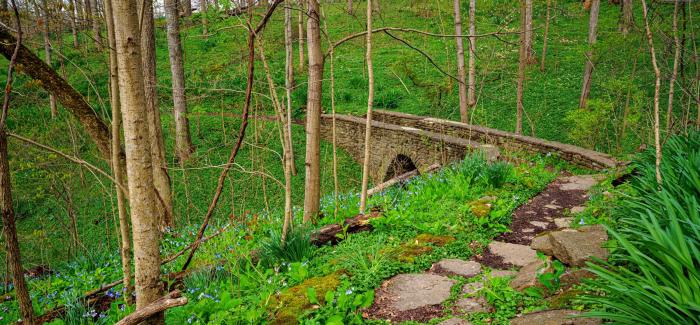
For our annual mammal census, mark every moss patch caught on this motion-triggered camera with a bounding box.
[414,233,456,247]
[468,198,493,218]
[270,272,342,324]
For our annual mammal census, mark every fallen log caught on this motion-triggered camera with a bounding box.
[114,290,188,325]
[367,163,441,197]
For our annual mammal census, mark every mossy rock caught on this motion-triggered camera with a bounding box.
[270,272,342,324]
[414,233,456,247]
[547,288,585,309]
[394,243,434,263]
[468,199,493,218]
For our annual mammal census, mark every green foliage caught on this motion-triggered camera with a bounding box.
[580,132,700,324]
[259,226,316,267]
[475,273,545,324]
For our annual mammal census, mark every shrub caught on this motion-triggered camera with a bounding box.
[580,132,700,324]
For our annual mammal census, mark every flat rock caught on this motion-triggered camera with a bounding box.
[461,281,484,295]
[570,206,585,214]
[488,241,538,267]
[510,309,601,325]
[488,269,517,278]
[521,228,535,233]
[438,318,472,325]
[433,259,481,278]
[455,296,490,314]
[531,233,554,256]
[383,274,456,311]
[559,175,602,191]
[549,227,608,266]
[511,258,550,292]
[554,217,573,228]
[530,220,549,228]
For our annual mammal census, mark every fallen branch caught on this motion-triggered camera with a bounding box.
[367,163,441,197]
[114,290,187,325]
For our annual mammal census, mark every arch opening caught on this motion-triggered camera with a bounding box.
[383,154,417,182]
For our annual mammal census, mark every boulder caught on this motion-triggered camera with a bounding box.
[559,269,595,290]
[432,259,482,278]
[531,233,554,256]
[510,309,601,325]
[548,227,608,266]
[487,241,538,267]
[511,258,551,292]
[383,274,456,311]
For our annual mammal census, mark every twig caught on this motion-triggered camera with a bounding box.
[382,30,461,84]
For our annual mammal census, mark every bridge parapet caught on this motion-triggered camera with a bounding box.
[320,114,499,183]
[371,110,618,170]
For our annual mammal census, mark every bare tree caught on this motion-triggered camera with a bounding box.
[103,0,133,302]
[452,0,468,122]
[67,0,79,47]
[667,0,681,133]
[540,0,552,72]
[140,0,173,227]
[303,0,322,223]
[524,0,534,63]
[112,0,163,322]
[579,0,600,109]
[516,0,527,135]
[359,0,374,214]
[86,0,102,50]
[347,0,352,14]
[284,0,296,175]
[620,0,633,36]
[41,0,57,118]
[641,0,662,186]
[0,2,34,322]
[200,0,208,36]
[164,0,195,163]
[298,0,305,71]
[467,0,476,107]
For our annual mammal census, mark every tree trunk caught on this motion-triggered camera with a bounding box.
[111,0,163,323]
[620,0,633,36]
[303,0,322,223]
[200,0,208,36]
[0,27,114,161]
[86,0,102,50]
[297,0,305,71]
[641,0,662,187]
[42,0,58,118]
[359,0,374,214]
[516,0,527,135]
[164,0,195,163]
[524,0,534,63]
[579,0,599,109]
[104,0,133,302]
[666,0,681,133]
[181,0,192,16]
[540,0,551,72]
[68,0,79,47]
[0,129,35,324]
[452,0,468,123]
[140,0,173,227]
[467,0,476,107]
[347,0,352,14]
[284,0,296,175]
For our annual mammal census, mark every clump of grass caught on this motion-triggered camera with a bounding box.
[258,226,316,267]
[580,132,700,324]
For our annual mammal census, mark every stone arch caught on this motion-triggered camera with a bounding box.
[383,154,418,182]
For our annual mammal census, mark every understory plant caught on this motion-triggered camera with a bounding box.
[580,131,700,324]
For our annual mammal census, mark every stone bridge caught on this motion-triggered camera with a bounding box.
[319,110,619,184]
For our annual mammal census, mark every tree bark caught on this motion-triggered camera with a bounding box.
[181,0,192,16]
[140,0,173,227]
[0,27,114,160]
[359,0,374,214]
[620,0,633,36]
[104,0,133,302]
[115,291,187,325]
[86,0,102,50]
[347,0,352,14]
[666,0,681,133]
[68,0,79,47]
[579,0,600,109]
[42,0,58,118]
[284,0,296,175]
[200,0,208,35]
[0,129,35,324]
[540,0,551,72]
[164,0,195,163]
[297,0,305,71]
[641,0,662,186]
[452,0,468,123]
[516,0,527,135]
[467,0,476,107]
[111,0,163,322]
[303,0,322,223]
